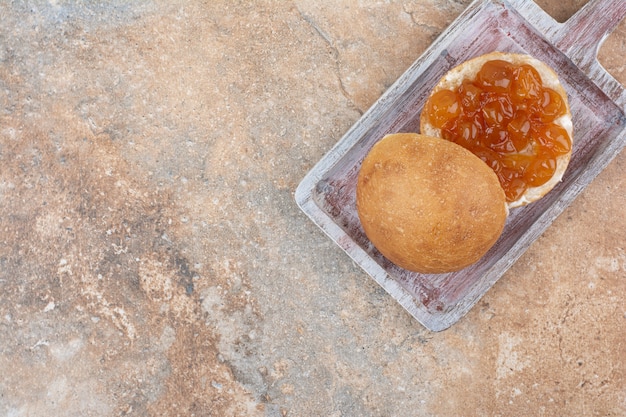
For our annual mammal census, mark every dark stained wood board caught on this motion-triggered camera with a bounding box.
[295,0,626,331]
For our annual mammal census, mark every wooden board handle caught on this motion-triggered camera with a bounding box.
[555,0,626,65]
[510,0,626,108]
[559,0,626,108]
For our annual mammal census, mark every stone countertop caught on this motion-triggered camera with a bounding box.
[1,1,625,416]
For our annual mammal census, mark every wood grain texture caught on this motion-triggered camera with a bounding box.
[295,0,626,331]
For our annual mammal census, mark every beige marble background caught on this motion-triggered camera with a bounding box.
[0,1,625,416]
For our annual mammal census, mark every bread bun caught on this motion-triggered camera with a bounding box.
[356,133,508,274]
[420,52,573,209]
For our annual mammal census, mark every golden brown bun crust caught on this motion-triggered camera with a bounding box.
[356,133,508,274]
[420,52,573,209]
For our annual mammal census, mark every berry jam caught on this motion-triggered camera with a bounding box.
[424,59,571,202]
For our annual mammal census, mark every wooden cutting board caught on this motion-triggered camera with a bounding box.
[295,0,626,331]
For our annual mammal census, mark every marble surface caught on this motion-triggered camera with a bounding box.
[1,1,625,416]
